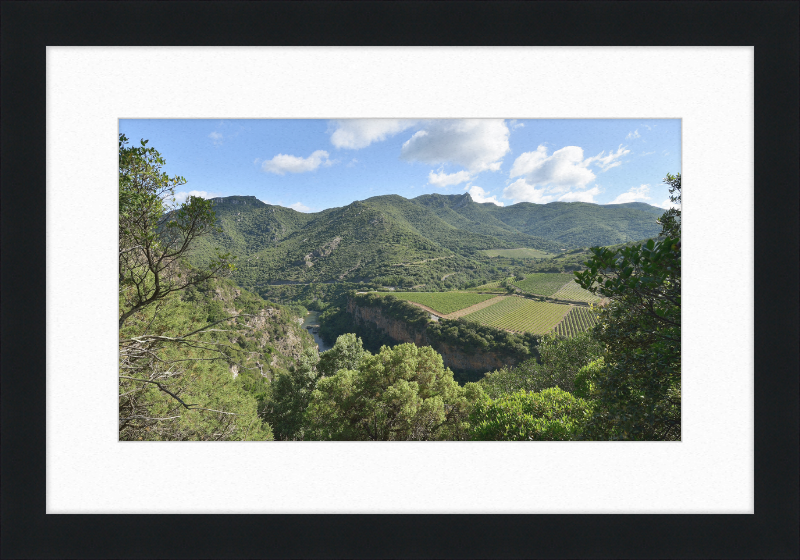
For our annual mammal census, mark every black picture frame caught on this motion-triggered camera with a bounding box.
[2,2,798,558]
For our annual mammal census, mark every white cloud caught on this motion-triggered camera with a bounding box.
[288,202,312,212]
[626,129,640,140]
[639,151,656,156]
[346,158,359,168]
[609,184,651,204]
[258,199,313,212]
[208,131,223,146]
[509,145,596,192]
[428,169,471,188]
[659,198,681,210]
[465,185,504,206]
[261,150,334,175]
[583,144,631,172]
[558,186,602,203]
[171,190,221,205]
[508,119,525,130]
[329,119,418,149]
[510,144,630,193]
[502,178,555,204]
[400,119,510,173]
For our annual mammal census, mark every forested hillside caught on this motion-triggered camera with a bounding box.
[187,192,665,297]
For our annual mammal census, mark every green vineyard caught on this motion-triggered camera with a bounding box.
[512,273,575,296]
[553,306,599,337]
[462,297,570,334]
[392,291,497,315]
[466,281,504,292]
[551,281,602,303]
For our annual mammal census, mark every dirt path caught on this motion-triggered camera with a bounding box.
[402,301,446,317]
[399,295,510,320]
[444,295,509,319]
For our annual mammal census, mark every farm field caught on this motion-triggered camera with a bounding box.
[479,247,553,259]
[462,297,570,334]
[551,281,602,303]
[391,292,498,315]
[512,273,575,296]
[553,306,599,337]
[466,281,504,292]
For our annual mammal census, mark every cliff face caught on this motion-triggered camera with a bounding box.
[346,298,427,345]
[434,342,516,372]
[346,298,517,374]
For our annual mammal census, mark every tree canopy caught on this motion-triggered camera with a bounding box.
[305,343,477,440]
[573,173,681,440]
[118,134,234,328]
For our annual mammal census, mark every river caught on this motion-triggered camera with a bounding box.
[301,311,332,352]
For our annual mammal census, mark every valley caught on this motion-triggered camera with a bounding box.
[184,193,659,369]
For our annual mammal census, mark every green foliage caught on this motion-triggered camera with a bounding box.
[573,358,604,399]
[305,343,474,440]
[476,198,665,247]
[318,333,369,377]
[479,332,602,398]
[262,347,320,441]
[118,136,319,441]
[118,134,234,329]
[479,247,553,259]
[352,292,431,327]
[574,173,681,440]
[426,317,540,362]
[118,283,275,441]
[469,388,588,441]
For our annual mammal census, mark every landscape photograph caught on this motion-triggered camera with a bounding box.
[118,118,681,441]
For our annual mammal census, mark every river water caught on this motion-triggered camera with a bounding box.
[301,311,332,353]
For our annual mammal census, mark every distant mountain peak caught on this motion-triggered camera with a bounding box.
[210,195,265,207]
[454,192,472,208]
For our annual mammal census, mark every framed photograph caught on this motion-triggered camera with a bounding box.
[2,2,797,558]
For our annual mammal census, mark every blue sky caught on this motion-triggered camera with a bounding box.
[119,119,681,213]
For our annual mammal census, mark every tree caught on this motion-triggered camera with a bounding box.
[261,347,320,440]
[118,279,273,441]
[479,331,603,398]
[469,388,588,441]
[305,343,476,440]
[118,135,267,440]
[118,134,234,328]
[573,173,681,440]
[317,333,369,377]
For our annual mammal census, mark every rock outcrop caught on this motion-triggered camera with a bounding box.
[346,297,519,374]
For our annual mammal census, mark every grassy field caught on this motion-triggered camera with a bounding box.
[512,273,575,296]
[462,297,570,334]
[392,292,498,315]
[479,248,553,259]
[550,281,602,303]
[553,306,599,337]
[466,281,505,292]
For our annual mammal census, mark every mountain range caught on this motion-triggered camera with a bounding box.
[189,193,665,291]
